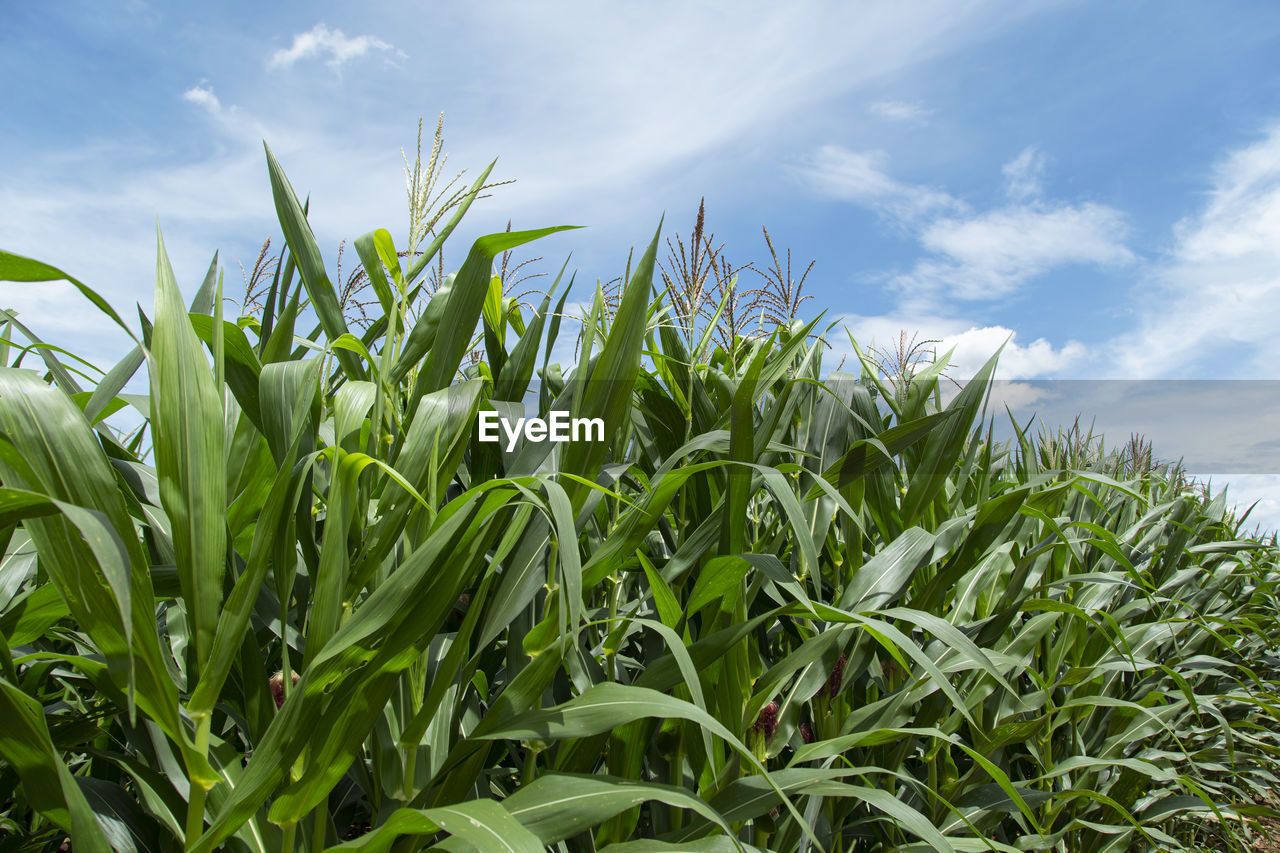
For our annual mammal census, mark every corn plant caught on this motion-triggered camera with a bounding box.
[0,142,1278,853]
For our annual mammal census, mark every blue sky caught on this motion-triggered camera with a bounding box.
[5,0,1280,526]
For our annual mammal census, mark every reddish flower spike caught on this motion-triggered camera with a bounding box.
[754,701,780,739]
[826,654,847,699]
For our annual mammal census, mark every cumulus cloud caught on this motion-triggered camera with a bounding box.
[940,324,1088,377]
[798,144,1132,304]
[901,202,1134,300]
[802,126,1280,383]
[268,23,403,70]
[984,380,1059,410]
[181,83,221,113]
[867,99,933,122]
[830,312,1087,379]
[1208,474,1280,535]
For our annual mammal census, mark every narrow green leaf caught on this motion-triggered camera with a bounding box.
[327,798,543,852]
[559,221,661,511]
[263,143,365,381]
[501,774,734,846]
[410,226,578,399]
[0,250,136,341]
[149,226,227,683]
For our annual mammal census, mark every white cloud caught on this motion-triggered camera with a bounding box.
[829,312,1087,379]
[462,0,1052,219]
[1002,146,1046,201]
[0,149,276,363]
[181,82,221,113]
[1179,127,1280,262]
[1207,474,1280,536]
[1107,124,1280,378]
[985,380,1058,410]
[801,122,1280,384]
[904,202,1134,300]
[941,324,1087,377]
[798,144,1132,303]
[793,145,962,223]
[3,0,1063,366]
[268,23,403,70]
[867,99,933,122]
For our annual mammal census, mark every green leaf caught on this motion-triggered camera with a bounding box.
[493,261,565,402]
[603,840,759,853]
[1,584,68,646]
[149,226,227,684]
[263,143,365,381]
[84,345,144,424]
[409,226,578,399]
[0,678,114,852]
[837,526,935,611]
[805,411,952,498]
[722,333,770,554]
[259,359,322,466]
[355,380,483,591]
[686,555,753,618]
[559,222,660,511]
[900,345,1003,524]
[352,230,396,318]
[188,312,264,431]
[478,682,816,845]
[0,369,204,779]
[189,370,319,712]
[305,447,378,663]
[501,774,734,845]
[192,485,524,849]
[327,798,544,852]
[0,250,136,341]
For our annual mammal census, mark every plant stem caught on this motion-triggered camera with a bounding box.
[403,746,418,801]
[669,729,685,830]
[928,751,939,823]
[310,806,326,853]
[522,745,537,786]
[281,822,297,853]
[185,784,208,847]
[185,714,213,848]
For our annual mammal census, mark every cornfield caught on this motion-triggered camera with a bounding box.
[1,143,1279,853]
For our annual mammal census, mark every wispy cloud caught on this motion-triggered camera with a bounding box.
[867,99,933,122]
[1001,145,1046,201]
[1107,124,1280,378]
[268,23,403,70]
[793,145,962,223]
[0,0,1070,366]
